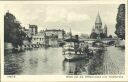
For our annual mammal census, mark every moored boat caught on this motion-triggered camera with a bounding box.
[63,35,93,60]
[91,40,106,52]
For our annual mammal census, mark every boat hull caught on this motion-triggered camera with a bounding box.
[63,53,88,60]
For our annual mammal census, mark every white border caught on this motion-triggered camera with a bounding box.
[0,1,127,82]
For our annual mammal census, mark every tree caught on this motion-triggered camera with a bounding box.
[4,12,26,48]
[90,32,98,39]
[115,4,125,40]
[100,33,106,39]
[108,35,112,38]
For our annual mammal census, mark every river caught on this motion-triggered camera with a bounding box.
[4,46,125,75]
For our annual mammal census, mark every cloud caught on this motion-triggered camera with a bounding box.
[67,12,90,22]
[4,5,46,28]
[4,4,118,35]
[44,6,90,23]
[44,7,67,22]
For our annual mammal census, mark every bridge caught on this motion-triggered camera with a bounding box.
[79,38,118,44]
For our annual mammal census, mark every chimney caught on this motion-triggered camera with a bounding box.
[75,35,79,40]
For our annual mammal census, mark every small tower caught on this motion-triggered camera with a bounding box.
[104,24,107,37]
[95,12,102,29]
[69,28,72,38]
[29,25,38,35]
[7,10,9,13]
[91,26,95,33]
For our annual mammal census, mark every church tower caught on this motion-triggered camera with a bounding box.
[104,24,108,37]
[91,26,95,33]
[90,12,108,39]
[95,13,102,29]
[69,28,72,38]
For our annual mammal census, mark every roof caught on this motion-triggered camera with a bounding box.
[64,38,79,42]
[29,25,37,28]
[95,13,102,24]
[45,29,63,32]
[104,24,107,28]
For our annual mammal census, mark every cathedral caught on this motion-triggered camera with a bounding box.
[90,13,107,39]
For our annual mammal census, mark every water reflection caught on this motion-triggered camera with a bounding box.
[4,46,124,75]
[4,52,25,75]
[88,50,104,75]
[63,59,90,75]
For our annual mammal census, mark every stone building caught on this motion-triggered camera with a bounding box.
[44,29,65,40]
[90,13,108,39]
[24,27,65,46]
[31,31,49,45]
[29,24,38,36]
[22,25,38,38]
[22,27,29,36]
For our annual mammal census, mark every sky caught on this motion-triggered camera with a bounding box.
[4,4,120,35]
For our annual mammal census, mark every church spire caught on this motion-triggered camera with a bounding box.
[95,12,102,24]
[104,24,107,37]
[104,24,107,29]
[69,28,72,38]
[91,25,95,33]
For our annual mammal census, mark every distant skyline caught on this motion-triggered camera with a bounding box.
[4,4,120,36]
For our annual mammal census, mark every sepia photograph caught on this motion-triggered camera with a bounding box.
[3,3,125,76]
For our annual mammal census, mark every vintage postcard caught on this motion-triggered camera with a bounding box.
[0,0,127,82]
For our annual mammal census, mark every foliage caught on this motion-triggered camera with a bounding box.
[115,4,125,40]
[90,32,107,39]
[90,32,98,39]
[108,35,112,38]
[99,33,106,39]
[4,12,26,47]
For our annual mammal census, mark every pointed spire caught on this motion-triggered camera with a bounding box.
[93,25,95,29]
[92,25,95,30]
[7,10,9,13]
[69,28,72,38]
[95,12,102,24]
[104,24,107,37]
[70,28,71,33]
[104,24,107,29]
[92,26,95,33]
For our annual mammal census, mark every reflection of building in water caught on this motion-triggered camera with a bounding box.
[63,59,90,75]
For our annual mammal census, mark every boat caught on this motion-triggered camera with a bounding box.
[58,40,65,47]
[62,35,93,60]
[91,40,106,52]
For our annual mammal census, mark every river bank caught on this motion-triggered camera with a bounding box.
[4,46,125,75]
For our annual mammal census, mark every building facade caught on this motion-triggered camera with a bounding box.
[23,27,65,46]
[90,13,108,39]
[31,31,49,45]
[31,29,65,46]
[29,24,38,36]
[44,29,65,40]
